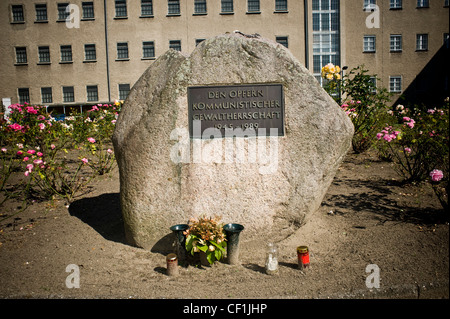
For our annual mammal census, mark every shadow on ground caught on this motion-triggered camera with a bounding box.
[68,193,127,245]
[322,177,447,225]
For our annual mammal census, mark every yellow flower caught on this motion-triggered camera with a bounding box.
[334,73,341,80]
[326,73,334,80]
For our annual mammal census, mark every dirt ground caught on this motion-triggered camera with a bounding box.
[0,150,448,301]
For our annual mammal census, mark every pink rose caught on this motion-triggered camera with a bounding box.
[51,144,56,150]
[87,137,96,143]
[27,150,36,155]
[23,157,29,162]
[404,147,411,154]
[430,169,443,182]
[81,158,89,164]
[37,152,43,157]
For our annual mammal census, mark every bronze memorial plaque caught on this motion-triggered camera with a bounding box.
[188,84,285,138]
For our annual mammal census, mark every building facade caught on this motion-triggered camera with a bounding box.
[1,0,448,111]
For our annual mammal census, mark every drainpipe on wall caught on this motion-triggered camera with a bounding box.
[104,0,111,102]
[304,0,309,69]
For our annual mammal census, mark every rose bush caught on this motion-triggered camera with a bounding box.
[0,100,122,205]
[375,101,448,209]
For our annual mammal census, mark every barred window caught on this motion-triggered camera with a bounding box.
[275,0,288,11]
[168,0,180,15]
[86,85,98,102]
[390,0,402,9]
[390,35,402,52]
[196,39,205,46]
[169,40,181,51]
[363,0,376,10]
[141,0,153,16]
[117,42,129,59]
[276,36,288,48]
[41,87,53,104]
[58,3,70,20]
[60,45,72,62]
[39,46,51,63]
[15,47,27,64]
[417,0,429,7]
[248,0,260,12]
[12,5,24,22]
[416,34,428,51]
[194,0,207,14]
[221,0,234,13]
[389,76,402,93]
[82,2,95,19]
[18,88,30,104]
[63,86,75,102]
[84,44,96,61]
[363,35,376,52]
[35,4,48,21]
[143,41,155,58]
[118,84,130,100]
[115,0,127,17]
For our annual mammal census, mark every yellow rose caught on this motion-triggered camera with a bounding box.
[335,66,341,73]
[326,73,333,80]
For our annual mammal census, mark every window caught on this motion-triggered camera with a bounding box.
[143,41,155,58]
[276,36,288,48]
[63,86,75,102]
[118,84,130,100]
[390,35,402,52]
[12,5,25,22]
[82,2,95,19]
[247,0,260,12]
[194,0,207,14]
[389,76,402,93]
[18,88,30,104]
[390,0,402,9]
[41,87,53,104]
[369,77,377,93]
[86,85,98,102]
[169,40,181,51]
[416,34,428,51]
[168,0,180,15]
[38,46,51,63]
[60,45,72,62]
[363,35,376,52]
[35,4,48,21]
[117,42,129,59]
[141,0,153,16]
[445,0,449,7]
[221,0,234,13]
[196,39,206,46]
[417,0,429,7]
[15,47,27,64]
[364,0,376,10]
[115,0,127,17]
[445,33,449,48]
[275,0,288,11]
[58,3,69,20]
[312,0,340,86]
[84,44,96,61]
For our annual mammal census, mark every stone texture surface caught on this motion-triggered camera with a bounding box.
[113,33,354,250]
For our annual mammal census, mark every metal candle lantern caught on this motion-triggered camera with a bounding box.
[170,224,189,266]
[223,223,244,265]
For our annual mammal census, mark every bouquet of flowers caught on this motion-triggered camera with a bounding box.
[184,215,227,265]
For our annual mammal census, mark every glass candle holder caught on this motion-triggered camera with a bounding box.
[265,243,279,275]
